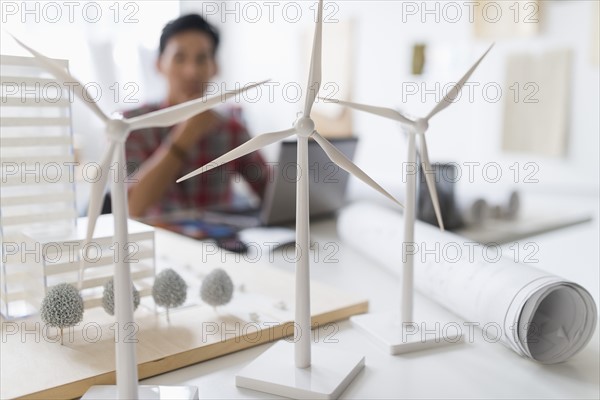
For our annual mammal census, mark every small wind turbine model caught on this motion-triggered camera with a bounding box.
[176,1,401,398]
[12,35,267,399]
[322,44,494,354]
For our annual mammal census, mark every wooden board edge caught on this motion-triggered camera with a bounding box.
[17,300,369,399]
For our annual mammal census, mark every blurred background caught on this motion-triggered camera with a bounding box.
[1,0,599,211]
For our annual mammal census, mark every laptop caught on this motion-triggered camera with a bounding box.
[203,137,358,228]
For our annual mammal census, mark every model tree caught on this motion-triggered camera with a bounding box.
[152,268,187,322]
[40,283,84,345]
[200,268,234,309]
[102,278,140,316]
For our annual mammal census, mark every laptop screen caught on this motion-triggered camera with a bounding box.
[260,137,358,226]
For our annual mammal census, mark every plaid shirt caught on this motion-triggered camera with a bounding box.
[123,104,268,217]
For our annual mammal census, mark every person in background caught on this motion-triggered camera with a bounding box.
[124,14,268,218]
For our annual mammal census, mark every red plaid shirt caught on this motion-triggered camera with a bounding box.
[124,104,268,217]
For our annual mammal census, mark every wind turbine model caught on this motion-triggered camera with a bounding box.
[176,1,401,398]
[12,35,267,399]
[321,44,494,354]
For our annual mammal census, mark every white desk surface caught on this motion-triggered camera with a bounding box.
[141,194,600,399]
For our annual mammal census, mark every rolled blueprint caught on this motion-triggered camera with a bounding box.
[338,202,597,364]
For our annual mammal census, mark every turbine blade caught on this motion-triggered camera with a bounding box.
[126,80,270,131]
[78,140,117,288]
[312,132,403,208]
[320,97,414,125]
[426,43,494,121]
[417,135,444,231]
[177,128,295,183]
[303,0,323,117]
[10,33,109,123]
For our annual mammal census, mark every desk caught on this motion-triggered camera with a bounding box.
[142,194,600,399]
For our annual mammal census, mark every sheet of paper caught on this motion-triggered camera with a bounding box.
[502,49,572,157]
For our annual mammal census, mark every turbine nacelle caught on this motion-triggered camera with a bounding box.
[294,116,315,137]
[414,118,429,135]
[106,117,130,143]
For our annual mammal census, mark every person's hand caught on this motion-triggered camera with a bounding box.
[171,110,222,149]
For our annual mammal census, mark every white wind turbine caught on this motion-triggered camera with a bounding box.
[176,1,402,398]
[322,44,494,354]
[12,34,267,399]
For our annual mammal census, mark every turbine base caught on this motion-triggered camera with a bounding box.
[81,385,199,399]
[351,311,463,355]
[236,340,364,399]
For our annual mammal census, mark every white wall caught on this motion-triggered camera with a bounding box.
[4,1,595,204]
[181,0,600,197]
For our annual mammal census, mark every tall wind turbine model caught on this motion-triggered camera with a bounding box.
[176,1,402,398]
[12,35,267,399]
[323,44,494,354]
